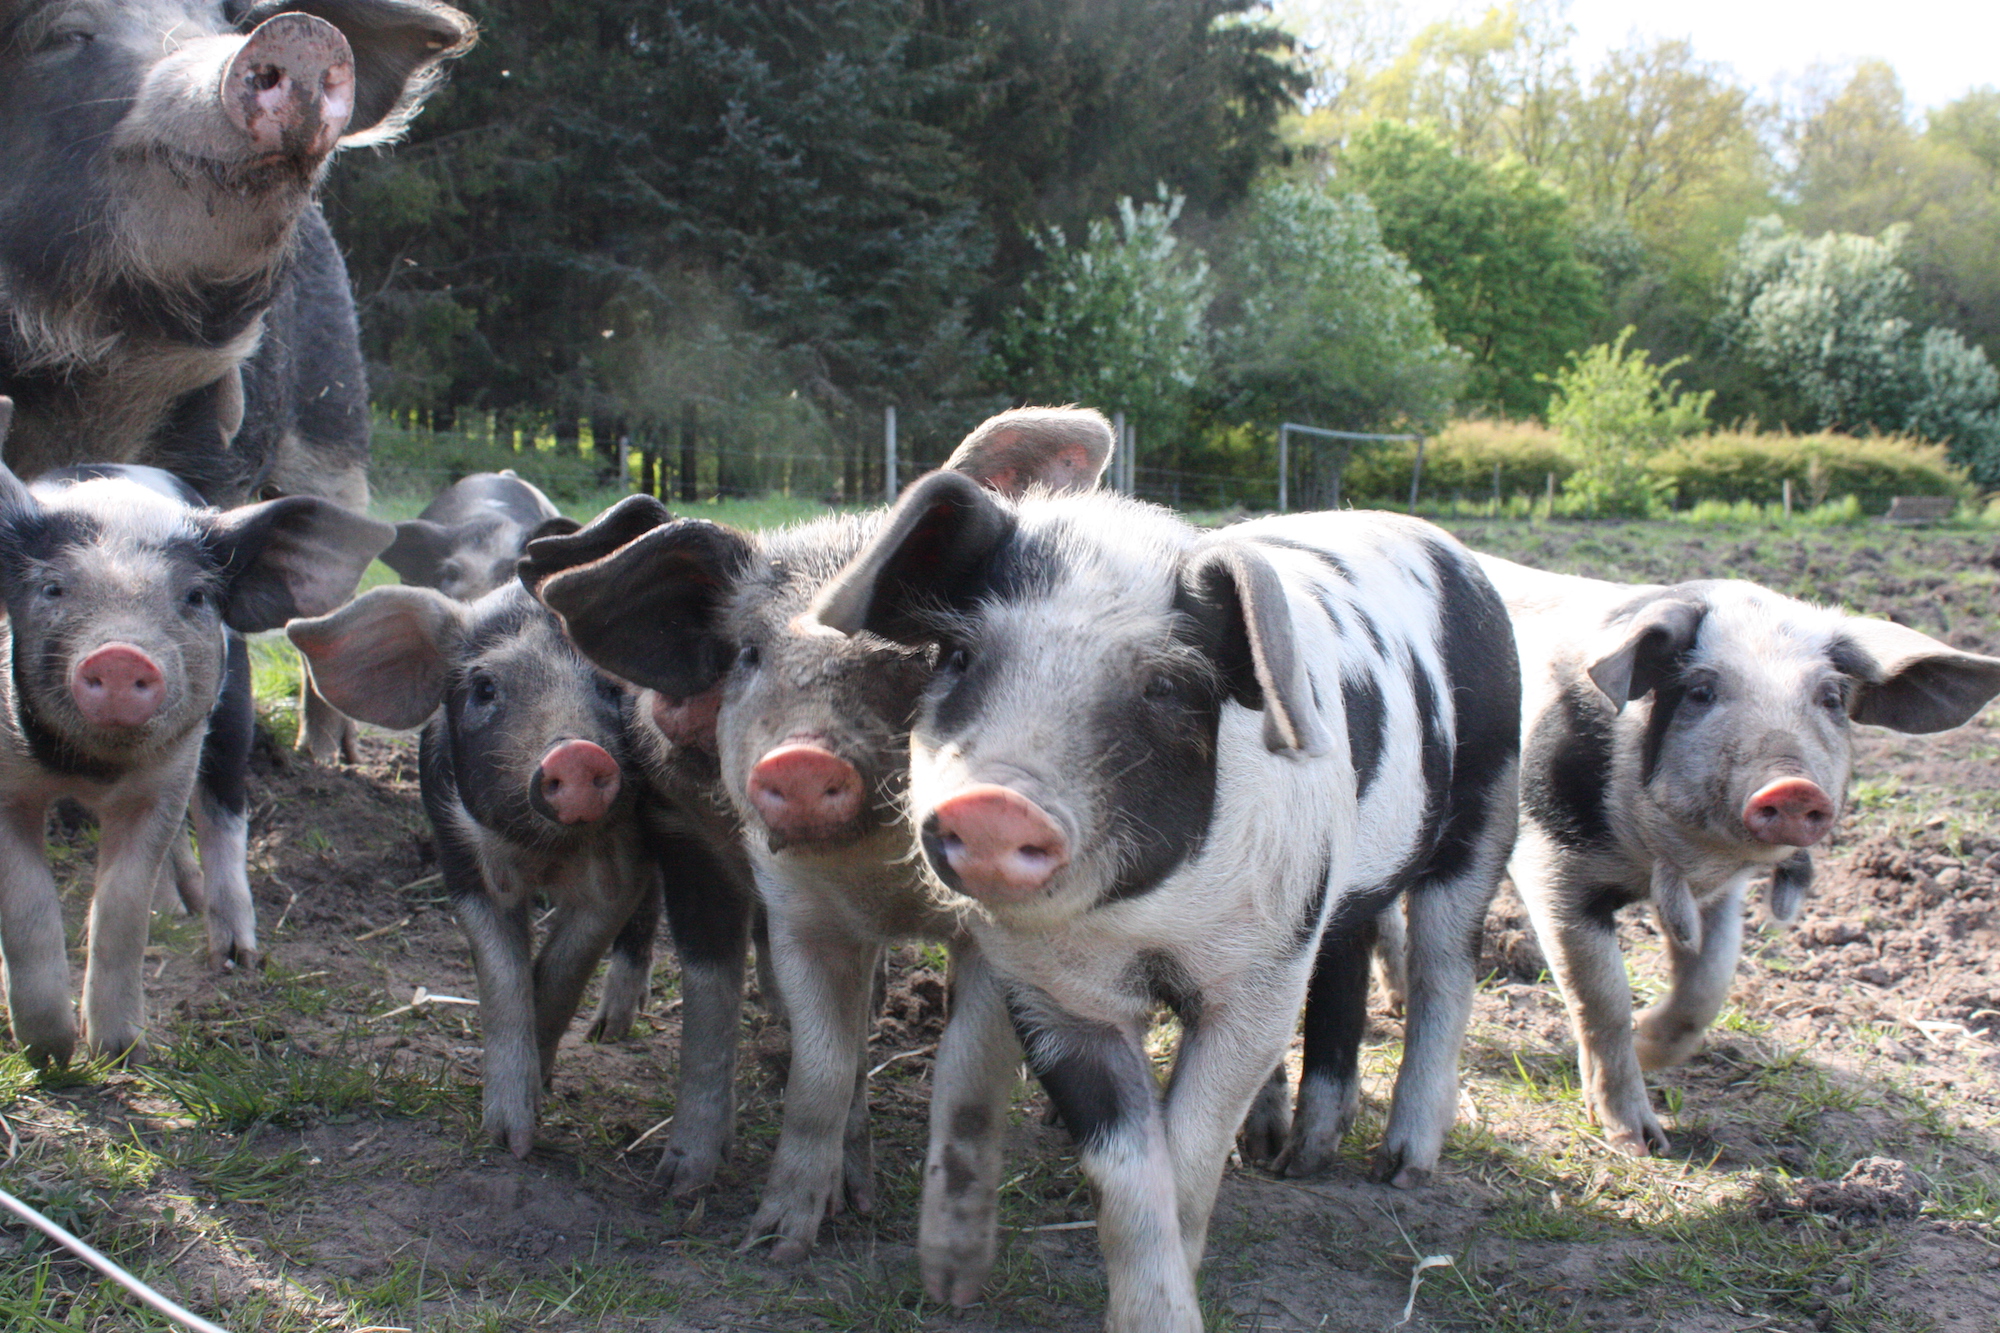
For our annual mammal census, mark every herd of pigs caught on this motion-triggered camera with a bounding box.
[4,3,2000,1331]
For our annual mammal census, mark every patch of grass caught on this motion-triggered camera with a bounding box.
[139,1035,462,1131]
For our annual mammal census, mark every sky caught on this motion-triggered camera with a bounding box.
[1280,0,1998,113]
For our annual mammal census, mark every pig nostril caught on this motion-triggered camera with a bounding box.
[248,65,284,93]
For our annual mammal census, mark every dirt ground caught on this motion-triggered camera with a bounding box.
[5,517,2000,1332]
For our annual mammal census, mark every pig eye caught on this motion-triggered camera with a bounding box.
[942,647,970,674]
[184,587,207,609]
[595,676,624,703]
[468,675,499,706]
[1684,683,1715,705]
[39,581,63,600]
[1143,675,1179,701]
[1817,681,1846,711]
[736,643,760,669]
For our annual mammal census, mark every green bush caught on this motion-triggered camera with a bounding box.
[1343,418,1572,503]
[1648,432,1972,513]
[370,420,619,509]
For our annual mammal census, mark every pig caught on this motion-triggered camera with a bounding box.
[0,396,391,1064]
[801,475,1521,1332]
[0,0,476,762]
[288,579,758,1173]
[1479,556,2000,1157]
[520,407,1117,1259]
[382,472,573,602]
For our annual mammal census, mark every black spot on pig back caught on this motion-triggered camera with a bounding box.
[1523,681,1616,850]
[1340,669,1386,800]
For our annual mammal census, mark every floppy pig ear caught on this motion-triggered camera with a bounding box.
[1834,617,2000,733]
[945,406,1114,497]
[210,496,395,632]
[807,469,1015,643]
[287,586,463,730]
[1586,595,1705,710]
[518,494,673,594]
[379,518,455,587]
[536,519,755,698]
[241,0,477,142]
[1181,539,1331,757]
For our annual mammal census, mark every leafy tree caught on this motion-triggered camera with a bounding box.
[1213,180,1465,435]
[995,191,1212,450]
[1336,120,1600,416]
[1546,327,1711,516]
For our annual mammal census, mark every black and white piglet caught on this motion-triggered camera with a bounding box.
[0,397,390,1064]
[381,471,573,602]
[1482,557,2000,1157]
[807,475,1520,1332]
[290,581,755,1169]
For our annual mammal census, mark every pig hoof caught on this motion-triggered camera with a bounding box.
[1272,1134,1338,1179]
[1372,1149,1433,1190]
[90,1032,150,1067]
[740,1227,814,1265]
[1237,1086,1292,1164]
[585,1012,632,1043]
[922,1253,995,1308]
[653,1145,720,1197]
[210,943,262,974]
[1604,1120,1669,1157]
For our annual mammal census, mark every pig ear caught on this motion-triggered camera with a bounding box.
[379,518,455,587]
[945,407,1115,497]
[1181,540,1331,757]
[242,0,477,142]
[1831,619,2000,733]
[526,516,582,543]
[807,469,1015,642]
[537,520,755,697]
[1586,597,1706,710]
[287,586,464,729]
[209,496,396,632]
[517,494,674,594]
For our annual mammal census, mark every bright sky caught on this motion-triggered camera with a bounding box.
[1281,1,1997,113]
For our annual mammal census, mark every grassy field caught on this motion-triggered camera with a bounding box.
[6,504,2000,1331]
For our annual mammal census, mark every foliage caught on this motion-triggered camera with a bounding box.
[995,190,1213,447]
[1336,120,1601,416]
[1341,417,1570,502]
[1648,431,1972,512]
[1214,180,1467,437]
[1545,328,1711,516]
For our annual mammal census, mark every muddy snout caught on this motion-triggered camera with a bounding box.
[223,14,356,160]
[921,784,1071,903]
[747,742,864,843]
[72,643,166,728]
[531,739,622,825]
[1743,776,1836,848]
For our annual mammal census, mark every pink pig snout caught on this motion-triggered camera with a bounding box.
[747,742,864,841]
[222,14,356,160]
[72,643,166,728]
[924,785,1071,903]
[1743,776,1835,847]
[535,739,621,825]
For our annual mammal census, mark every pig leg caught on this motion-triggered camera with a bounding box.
[1517,846,1666,1156]
[1767,850,1812,925]
[1015,995,1199,1333]
[0,800,74,1064]
[741,913,881,1261]
[1375,801,1512,1189]
[297,670,360,765]
[1635,877,1748,1072]
[1236,1063,1290,1164]
[654,842,753,1196]
[751,908,785,1021]
[82,785,191,1061]
[153,832,203,915]
[1372,900,1409,1014]
[588,877,659,1043]
[530,889,645,1085]
[918,940,1021,1307]
[193,633,259,972]
[454,879,540,1158]
[1272,913,1375,1176]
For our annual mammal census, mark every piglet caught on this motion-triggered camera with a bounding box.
[381,471,575,602]
[0,397,390,1063]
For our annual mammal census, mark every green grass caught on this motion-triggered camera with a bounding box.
[138,1034,464,1132]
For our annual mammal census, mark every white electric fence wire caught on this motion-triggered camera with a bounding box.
[0,1184,231,1333]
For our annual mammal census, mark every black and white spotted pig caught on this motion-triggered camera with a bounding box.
[0,398,389,1064]
[522,408,1115,1260]
[1479,557,2000,1158]
[806,473,1520,1332]
[289,581,754,1169]
[381,472,572,602]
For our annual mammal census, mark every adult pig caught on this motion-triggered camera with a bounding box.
[382,471,571,602]
[0,0,475,759]
[521,407,1116,1258]
[0,397,390,1063]
[290,580,755,1168]
[798,478,1519,1332]
[1481,557,2000,1157]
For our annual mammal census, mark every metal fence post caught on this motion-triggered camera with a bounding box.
[884,405,898,501]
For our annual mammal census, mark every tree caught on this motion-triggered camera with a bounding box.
[1214,180,1465,434]
[995,191,1212,449]
[1546,327,1712,516]
[1337,120,1600,417]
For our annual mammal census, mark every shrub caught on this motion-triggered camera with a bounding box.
[1342,418,1571,504]
[1648,432,1972,513]
[1547,328,1712,518]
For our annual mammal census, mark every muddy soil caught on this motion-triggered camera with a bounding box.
[4,518,2000,1332]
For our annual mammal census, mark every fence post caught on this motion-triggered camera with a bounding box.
[1545,470,1556,517]
[1277,424,1290,513]
[1408,435,1427,511]
[884,405,898,501]
[1782,477,1793,517]
[1123,419,1136,494]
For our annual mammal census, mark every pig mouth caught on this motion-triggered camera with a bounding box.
[133,142,329,194]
